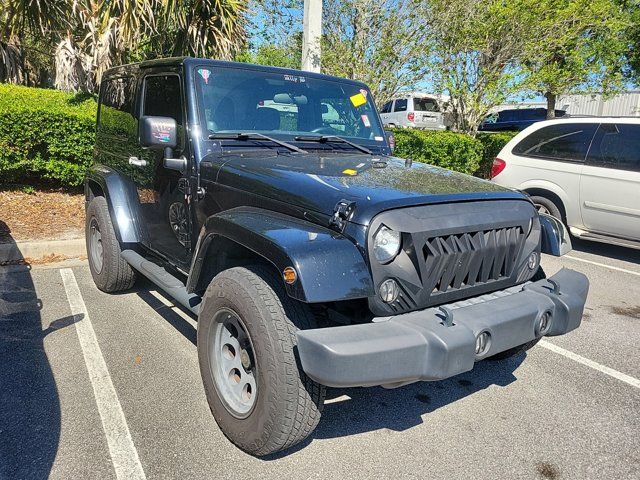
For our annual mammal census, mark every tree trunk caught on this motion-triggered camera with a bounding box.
[545,92,557,119]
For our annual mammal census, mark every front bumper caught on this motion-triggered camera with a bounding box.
[296,268,588,388]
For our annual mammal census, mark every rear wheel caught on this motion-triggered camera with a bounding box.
[529,195,563,221]
[197,265,325,456]
[488,266,546,361]
[85,196,136,293]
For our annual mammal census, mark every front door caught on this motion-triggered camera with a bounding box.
[581,123,640,240]
[136,72,191,265]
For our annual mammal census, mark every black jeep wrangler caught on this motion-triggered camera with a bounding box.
[85,57,588,456]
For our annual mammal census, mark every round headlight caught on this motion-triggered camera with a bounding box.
[373,225,401,263]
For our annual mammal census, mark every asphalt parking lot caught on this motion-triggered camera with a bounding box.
[1,239,639,480]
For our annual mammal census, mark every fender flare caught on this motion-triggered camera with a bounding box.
[186,207,374,303]
[85,165,144,244]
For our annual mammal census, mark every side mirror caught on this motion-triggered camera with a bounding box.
[539,213,572,256]
[385,130,396,153]
[140,116,177,149]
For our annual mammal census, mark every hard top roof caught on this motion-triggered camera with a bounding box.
[102,56,369,88]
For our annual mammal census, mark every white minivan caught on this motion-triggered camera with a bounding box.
[491,117,640,249]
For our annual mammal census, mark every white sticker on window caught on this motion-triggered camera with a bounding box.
[361,114,371,127]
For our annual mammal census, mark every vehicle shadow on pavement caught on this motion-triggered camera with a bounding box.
[0,221,66,479]
[131,277,198,346]
[265,353,526,459]
[571,238,639,264]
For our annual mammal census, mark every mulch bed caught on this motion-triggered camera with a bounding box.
[0,189,85,243]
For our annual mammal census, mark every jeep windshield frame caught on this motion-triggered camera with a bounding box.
[192,64,387,151]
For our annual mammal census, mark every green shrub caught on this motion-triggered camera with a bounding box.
[391,129,484,175]
[0,84,97,188]
[475,131,519,178]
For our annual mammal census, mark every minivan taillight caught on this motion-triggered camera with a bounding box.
[491,158,506,178]
[407,112,415,122]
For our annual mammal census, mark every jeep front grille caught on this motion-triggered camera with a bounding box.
[422,226,524,297]
[366,200,538,316]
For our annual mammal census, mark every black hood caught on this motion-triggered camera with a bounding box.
[215,151,525,225]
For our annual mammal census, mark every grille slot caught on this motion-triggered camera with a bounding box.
[422,226,523,295]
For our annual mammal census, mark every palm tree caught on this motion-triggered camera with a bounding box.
[0,0,248,91]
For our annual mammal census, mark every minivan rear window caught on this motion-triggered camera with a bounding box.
[512,123,598,162]
[413,98,439,112]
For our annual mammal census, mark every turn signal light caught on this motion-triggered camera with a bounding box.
[283,267,297,284]
[491,158,506,178]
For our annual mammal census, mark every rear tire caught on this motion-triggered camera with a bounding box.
[529,195,563,221]
[488,266,546,361]
[85,196,136,293]
[197,265,325,456]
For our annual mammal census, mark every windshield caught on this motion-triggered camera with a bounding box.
[413,97,439,112]
[194,65,386,144]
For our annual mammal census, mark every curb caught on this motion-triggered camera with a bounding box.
[0,238,86,262]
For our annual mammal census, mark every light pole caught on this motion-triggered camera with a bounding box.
[301,0,322,72]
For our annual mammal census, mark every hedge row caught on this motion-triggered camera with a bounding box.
[0,84,97,187]
[0,84,518,188]
[391,128,518,178]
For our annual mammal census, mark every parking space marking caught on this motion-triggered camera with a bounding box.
[60,268,146,480]
[539,340,640,389]
[564,255,640,277]
[148,290,197,328]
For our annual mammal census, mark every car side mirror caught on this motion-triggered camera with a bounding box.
[539,213,572,256]
[140,116,177,150]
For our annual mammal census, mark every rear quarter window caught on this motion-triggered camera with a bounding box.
[98,76,137,139]
[512,123,598,162]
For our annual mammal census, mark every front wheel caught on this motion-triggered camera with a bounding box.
[197,266,325,456]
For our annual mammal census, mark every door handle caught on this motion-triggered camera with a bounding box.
[128,156,147,167]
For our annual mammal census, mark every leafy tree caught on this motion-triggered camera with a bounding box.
[236,34,302,69]
[425,0,534,133]
[520,0,629,118]
[321,0,429,105]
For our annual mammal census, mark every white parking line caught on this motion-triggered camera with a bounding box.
[148,290,197,328]
[539,340,640,389]
[60,268,146,480]
[564,255,640,277]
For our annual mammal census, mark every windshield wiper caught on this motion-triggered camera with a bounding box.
[209,132,307,154]
[294,135,372,155]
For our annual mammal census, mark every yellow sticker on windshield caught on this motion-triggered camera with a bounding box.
[350,93,367,107]
[343,169,358,176]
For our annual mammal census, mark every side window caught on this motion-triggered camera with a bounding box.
[512,123,598,162]
[143,75,183,126]
[380,101,392,114]
[99,76,136,138]
[587,123,640,172]
[394,98,407,112]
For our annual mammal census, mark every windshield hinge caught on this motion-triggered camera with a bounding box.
[329,200,356,231]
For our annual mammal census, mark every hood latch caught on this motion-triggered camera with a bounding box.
[329,199,356,231]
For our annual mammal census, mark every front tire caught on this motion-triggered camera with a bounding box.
[197,265,325,456]
[85,196,136,293]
